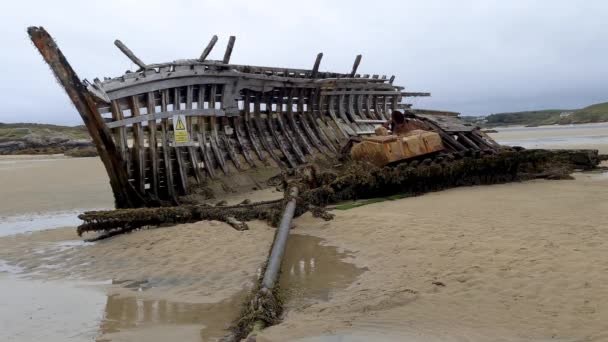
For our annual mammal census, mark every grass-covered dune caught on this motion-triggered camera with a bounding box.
[484,102,608,127]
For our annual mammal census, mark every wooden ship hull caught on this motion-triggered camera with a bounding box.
[28,27,499,208]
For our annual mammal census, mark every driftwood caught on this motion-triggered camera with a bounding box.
[77,148,600,240]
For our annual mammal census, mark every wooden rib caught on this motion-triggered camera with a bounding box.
[110,100,129,166]
[146,92,159,198]
[266,94,297,168]
[315,91,342,146]
[160,89,177,202]
[286,89,313,155]
[305,89,338,154]
[425,120,467,151]
[208,85,229,174]
[275,92,306,163]
[221,117,244,170]
[172,87,189,194]
[252,94,284,166]
[382,95,390,118]
[324,94,349,138]
[365,93,378,120]
[311,53,323,78]
[374,95,386,120]
[457,132,480,150]
[242,91,267,164]
[128,95,146,194]
[185,85,203,183]
[391,95,399,111]
[355,93,369,120]
[296,89,326,154]
[467,132,491,150]
[336,94,352,123]
[196,85,216,178]
[233,116,256,167]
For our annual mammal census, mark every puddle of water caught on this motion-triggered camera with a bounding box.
[0,211,85,237]
[98,291,245,341]
[0,272,246,342]
[279,234,365,307]
[0,274,107,342]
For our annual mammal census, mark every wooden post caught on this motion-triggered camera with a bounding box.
[28,26,144,208]
[199,35,218,61]
[349,54,362,77]
[114,40,147,69]
[222,36,236,64]
[311,53,323,78]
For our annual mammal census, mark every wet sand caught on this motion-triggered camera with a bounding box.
[0,155,113,216]
[260,171,608,341]
[489,123,608,154]
[1,124,607,341]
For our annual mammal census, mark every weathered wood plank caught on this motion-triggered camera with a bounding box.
[110,100,129,165]
[222,36,236,64]
[349,54,362,77]
[160,89,177,202]
[185,85,204,183]
[296,89,326,155]
[129,95,146,194]
[242,91,267,164]
[286,89,313,155]
[106,108,226,128]
[305,89,338,153]
[208,85,229,174]
[311,53,323,78]
[196,85,216,178]
[252,94,284,166]
[276,101,306,163]
[266,95,297,168]
[114,39,147,69]
[172,87,189,194]
[221,117,244,170]
[199,35,218,61]
[146,92,159,198]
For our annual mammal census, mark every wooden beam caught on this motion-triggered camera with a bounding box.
[28,26,143,208]
[114,39,147,69]
[222,36,236,64]
[199,35,218,61]
[106,108,226,128]
[311,53,323,78]
[349,54,362,77]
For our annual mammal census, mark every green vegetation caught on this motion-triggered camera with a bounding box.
[333,193,411,210]
[484,102,608,127]
[0,123,89,141]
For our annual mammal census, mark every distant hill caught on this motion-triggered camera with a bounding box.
[0,123,94,156]
[484,102,608,127]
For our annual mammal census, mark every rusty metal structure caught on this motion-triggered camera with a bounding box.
[28,26,499,208]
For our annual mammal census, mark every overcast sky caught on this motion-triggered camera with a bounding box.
[1,0,607,125]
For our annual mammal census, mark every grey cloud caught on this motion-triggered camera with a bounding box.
[1,0,607,124]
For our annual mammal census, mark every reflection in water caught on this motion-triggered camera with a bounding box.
[280,234,365,306]
[98,291,246,341]
[97,235,364,340]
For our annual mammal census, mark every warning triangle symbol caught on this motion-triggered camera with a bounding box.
[176,117,186,130]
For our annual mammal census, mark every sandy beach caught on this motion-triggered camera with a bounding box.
[0,124,607,341]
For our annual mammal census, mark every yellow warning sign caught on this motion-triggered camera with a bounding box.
[173,115,189,144]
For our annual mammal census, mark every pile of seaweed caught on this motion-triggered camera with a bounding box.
[77,148,600,239]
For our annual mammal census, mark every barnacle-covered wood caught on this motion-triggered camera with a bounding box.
[77,148,599,237]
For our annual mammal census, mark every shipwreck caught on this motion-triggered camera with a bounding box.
[28,26,503,209]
